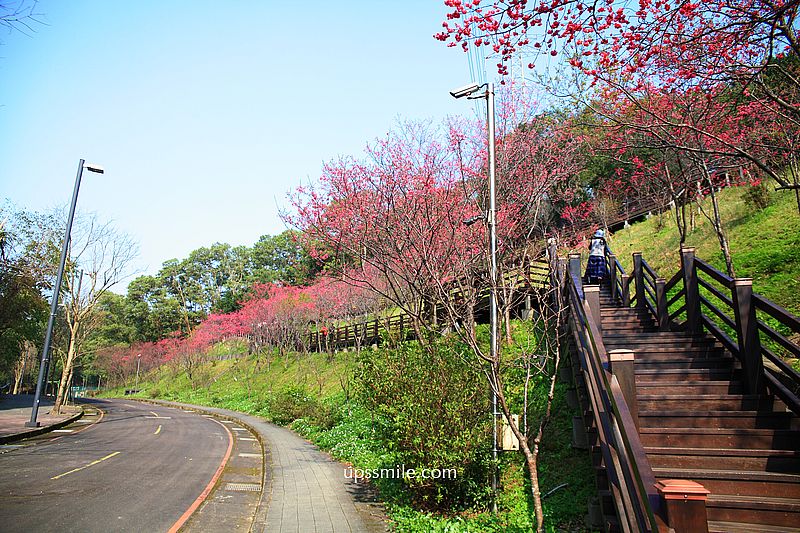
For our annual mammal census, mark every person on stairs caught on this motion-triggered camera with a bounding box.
[584,229,607,285]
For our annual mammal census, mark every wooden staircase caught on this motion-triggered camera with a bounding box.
[598,285,800,532]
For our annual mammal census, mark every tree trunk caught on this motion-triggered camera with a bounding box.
[53,328,79,414]
[496,382,545,531]
[505,307,513,345]
[12,341,34,394]
[703,167,736,277]
[790,158,800,214]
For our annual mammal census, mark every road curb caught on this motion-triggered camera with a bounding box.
[130,398,271,533]
[0,407,85,445]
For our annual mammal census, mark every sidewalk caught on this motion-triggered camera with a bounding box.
[0,394,83,444]
[144,399,388,533]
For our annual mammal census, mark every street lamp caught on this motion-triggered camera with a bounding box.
[26,159,104,427]
[450,81,499,511]
[134,353,142,391]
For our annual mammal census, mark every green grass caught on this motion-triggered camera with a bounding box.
[103,348,356,416]
[602,184,800,314]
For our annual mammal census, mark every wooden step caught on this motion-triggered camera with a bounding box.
[602,327,660,334]
[636,368,740,382]
[653,468,800,498]
[707,495,800,529]
[645,446,800,473]
[601,316,656,324]
[606,344,724,353]
[638,394,781,411]
[638,410,797,430]
[640,427,800,449]
[615,348,728,360]
[600,308,652,317]
[709,520,800,533]
[637,380,742,395]
[605,341,720,351]
[601,322,657,329]
[603,336,717,347]
[634,357,738,370]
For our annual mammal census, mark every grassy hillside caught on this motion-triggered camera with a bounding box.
[602,184,800,314]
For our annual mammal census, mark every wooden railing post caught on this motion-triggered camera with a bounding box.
[731,278,764,394]
[655,277,669,331]
[621,273,631,307]
[655,480,711,533]
[568,253,582,294]
[584,286,602,334]
[609,349,639,430]
[609,254,618,301]
[632,252,645,309]
[681,247,702,333]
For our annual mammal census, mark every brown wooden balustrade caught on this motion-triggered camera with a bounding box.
[583,244,800,532]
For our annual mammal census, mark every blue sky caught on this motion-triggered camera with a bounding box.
[0,1,494,289]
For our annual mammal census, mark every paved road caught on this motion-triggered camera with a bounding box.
[0,399,230,532]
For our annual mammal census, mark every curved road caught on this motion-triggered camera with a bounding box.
[0,399,230,532]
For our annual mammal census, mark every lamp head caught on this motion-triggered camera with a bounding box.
[450,82,482,99]
[84,163,104,174]
[463,214,485,226]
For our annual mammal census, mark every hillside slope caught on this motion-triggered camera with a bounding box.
[605,185,800,314]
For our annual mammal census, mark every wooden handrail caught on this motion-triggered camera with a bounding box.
[641,259,658,281]
[694,258,732,286]
[565,267,663,531]
[699,296,737,330]
[663,271,682,293]
[603,243,800,413]
[697,276,734,308]
[753,294,800,331]
[760,321,800,359]
[667,287,685,309]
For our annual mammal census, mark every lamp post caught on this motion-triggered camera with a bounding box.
[26,159,104,427]
[450,81,498,511]
[134,353,142,391]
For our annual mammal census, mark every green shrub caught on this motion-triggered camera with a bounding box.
[268,385,336,427]
[357,337,491,509]
[148,388,161,399]
[742,181,773,210]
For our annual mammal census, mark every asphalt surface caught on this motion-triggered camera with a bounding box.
[0,398,230,533]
